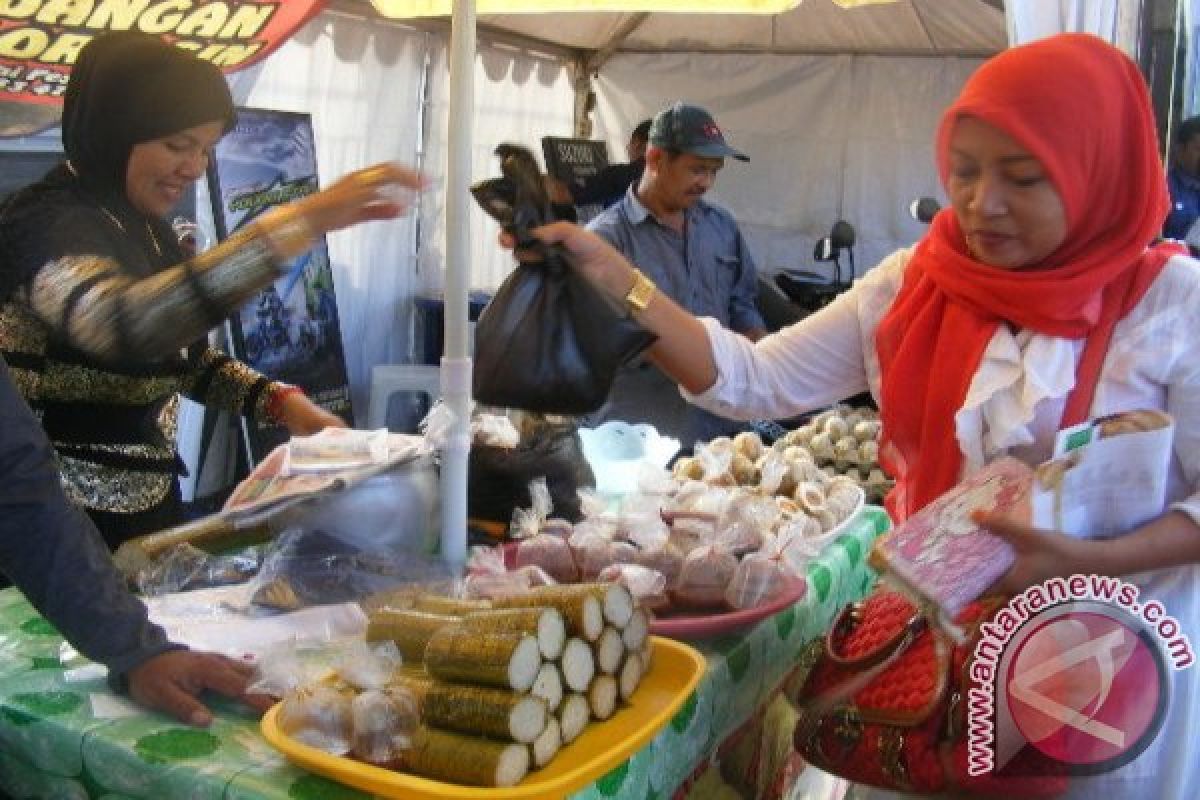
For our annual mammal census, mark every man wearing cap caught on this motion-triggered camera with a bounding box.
[586,102,766,448]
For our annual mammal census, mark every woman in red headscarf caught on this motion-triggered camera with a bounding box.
[515,33,1200,797]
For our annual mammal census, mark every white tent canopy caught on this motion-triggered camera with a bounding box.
[477,0,1006,57]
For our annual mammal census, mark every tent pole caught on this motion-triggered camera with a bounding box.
[441,0,475,572]
[571,57,594,137]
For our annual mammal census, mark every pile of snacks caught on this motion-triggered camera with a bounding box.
[486,423,867,615]
[276,583,651,788]
[766,405,894,504]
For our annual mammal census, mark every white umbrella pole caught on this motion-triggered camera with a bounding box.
[440,0,475,572]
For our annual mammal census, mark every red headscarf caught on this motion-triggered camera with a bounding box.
[875,33,1183,520]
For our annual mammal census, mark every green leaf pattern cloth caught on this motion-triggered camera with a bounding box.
[0,509,888,799]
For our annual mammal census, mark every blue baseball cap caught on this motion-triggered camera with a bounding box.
[648,102,748,162]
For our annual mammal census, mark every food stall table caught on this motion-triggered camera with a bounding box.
[0,507,889,800]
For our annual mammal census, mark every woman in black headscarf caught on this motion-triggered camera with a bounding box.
[0,32,420,548]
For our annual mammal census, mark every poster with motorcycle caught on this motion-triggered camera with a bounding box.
[206,107,353,463]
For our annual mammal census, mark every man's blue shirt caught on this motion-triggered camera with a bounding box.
[585,187,765,447]
[1165,166,1200,241]
[588,188,764,332]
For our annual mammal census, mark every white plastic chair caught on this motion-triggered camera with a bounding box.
[366,364,441,430]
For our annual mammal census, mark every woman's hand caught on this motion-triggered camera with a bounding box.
[501,221,639,304]
[258,162,426,261]
[277,391,345,435]
[126,650,273,727]
[300,161,427,235]
[975,510,1090,594]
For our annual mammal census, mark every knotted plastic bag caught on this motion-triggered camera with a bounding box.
[471,143,655,413]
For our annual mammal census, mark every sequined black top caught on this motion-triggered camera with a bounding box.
[0,165,286,513]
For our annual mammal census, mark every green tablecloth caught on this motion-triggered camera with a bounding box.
[0,507,889,800]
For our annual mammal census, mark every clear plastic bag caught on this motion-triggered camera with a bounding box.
[464,563,558,600]
[617,510,670,553]
[758,449,792,496]
[335,641,406,692]
[248,640,324,698]
[597,563,669,611]
[266,455,440,558]
[134,543,262,596]
[248,528,455,611]
[767,523,819,578]
[632,541,685,588]
[472,412,521,448]
[665,516,714,559]
[695,442,736,486]
[277,685,355,754]
[351,688,418,765]
[714,490,779,556]
[510,482,580,581]
[511,478,552,539]
[725,551,791,610]
[672,543,738,609]
[257,638,419,762]
[668,481,725,515]
[569,528,636,581]
[636,464,677,497]
[513,535,578,583]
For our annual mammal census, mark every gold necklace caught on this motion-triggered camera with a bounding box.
[67,160,164,258]
[97,206,164,258]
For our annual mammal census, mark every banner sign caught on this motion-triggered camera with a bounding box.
[207,107,353,463]
[542,136,609,186]
[541,135,609,223]
[0,1,324,107]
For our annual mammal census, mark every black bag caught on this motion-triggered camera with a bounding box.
[468,422,595,524]
[471,143,655,414]
[473,261,654,413]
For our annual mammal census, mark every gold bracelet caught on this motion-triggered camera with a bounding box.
[625,268,657,314]
[260,206,316,262]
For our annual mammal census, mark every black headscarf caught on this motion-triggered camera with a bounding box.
[63,31,236,195]
[0,33,235,303]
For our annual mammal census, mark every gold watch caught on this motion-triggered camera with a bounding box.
[625,268,657,314]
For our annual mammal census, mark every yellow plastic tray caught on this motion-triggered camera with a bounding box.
[260,636,706,800]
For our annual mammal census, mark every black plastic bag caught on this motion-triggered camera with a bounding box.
[470,143,655,414]
[468,422,594,525]
[473,262,654,413]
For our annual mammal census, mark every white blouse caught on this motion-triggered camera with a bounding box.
[686,248,1200,798]
[687,247,1200,522]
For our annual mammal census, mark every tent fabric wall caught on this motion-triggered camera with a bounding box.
[419,40,576,293]
[1187,0,1200,117]
[1006,0,1143,55]
[225,11,430,423]
[592,51,982,280]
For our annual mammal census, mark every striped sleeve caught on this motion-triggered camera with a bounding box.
[25,226,283,364]
[182,346,278,421]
